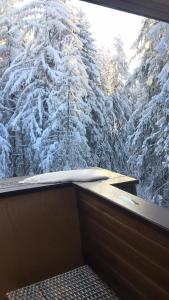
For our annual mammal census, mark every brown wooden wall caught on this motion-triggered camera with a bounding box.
[77,189,169,300]
[0,187,83,299]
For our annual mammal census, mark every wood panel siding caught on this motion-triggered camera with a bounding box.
[0,187,83,299]
[77,189,169,300]
[80,0,169,23]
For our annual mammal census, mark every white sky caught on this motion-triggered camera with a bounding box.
[71,0,144,61]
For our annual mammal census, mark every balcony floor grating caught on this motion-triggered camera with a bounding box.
[7,265,119,300]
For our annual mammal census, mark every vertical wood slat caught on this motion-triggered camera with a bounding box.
[77,189,169,300]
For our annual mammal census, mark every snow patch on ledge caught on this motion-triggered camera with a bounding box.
[19,168,109,184]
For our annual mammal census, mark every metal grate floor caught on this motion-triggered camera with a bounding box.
[7,265,119,299]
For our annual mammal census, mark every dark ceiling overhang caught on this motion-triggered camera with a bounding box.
[80,0,169,23]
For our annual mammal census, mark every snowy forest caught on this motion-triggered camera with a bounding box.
[0,0,169,208]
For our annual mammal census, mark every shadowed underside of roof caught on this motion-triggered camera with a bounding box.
[80,0,169,23]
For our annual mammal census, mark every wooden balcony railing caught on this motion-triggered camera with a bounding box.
[0,169,168,299]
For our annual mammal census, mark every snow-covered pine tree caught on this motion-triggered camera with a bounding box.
[0,0,11,77]
[40,16,92,171]
[98,37,128,95]
[0,0,19,122]
[0,0,16,177]
[105,90,130,172]
[76,10,113,168]
[0,0,18,77]
[126,19,169,112]
[0,122,11,178]
[111,36,128,91]
[127,85,169,207]
[127,19,169,207]
[2,0,92,174]
[93,35,130,171]
[1,0,84,175]
[97,48,114,96]
[103,37,130,172]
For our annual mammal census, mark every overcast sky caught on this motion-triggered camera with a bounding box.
[71,0,144,61]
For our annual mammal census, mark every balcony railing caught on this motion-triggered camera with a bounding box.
[0,168,169,300]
